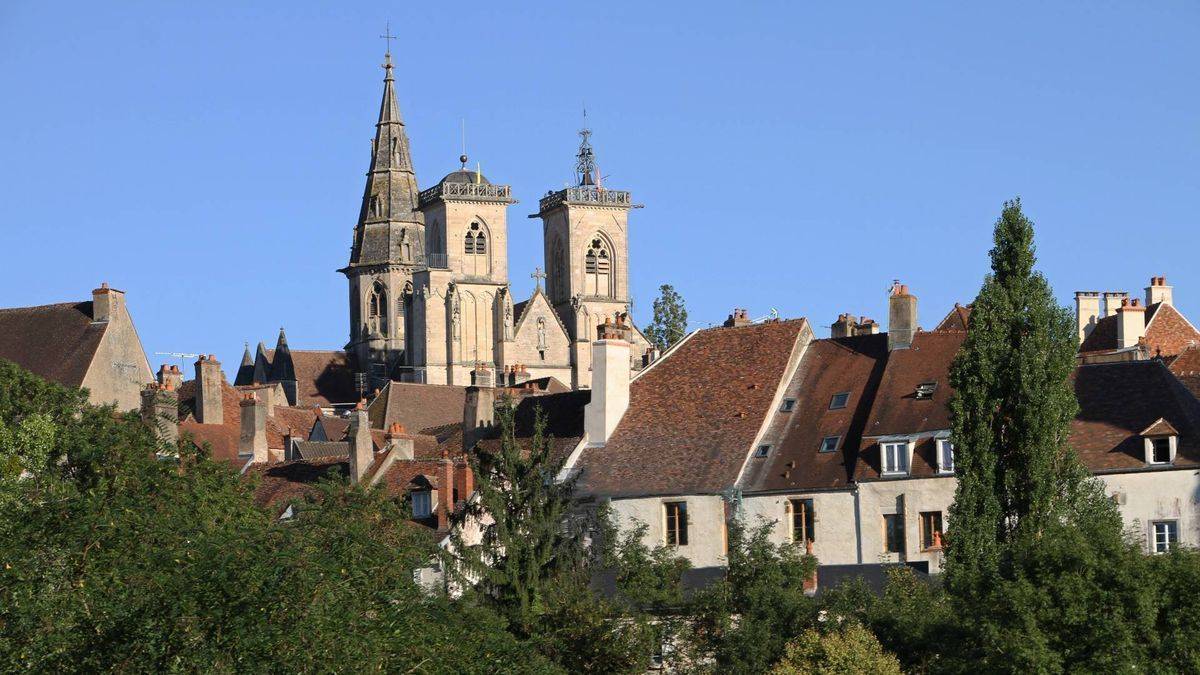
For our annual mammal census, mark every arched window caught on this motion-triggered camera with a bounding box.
[463,222,488,276]
[584,237,612,297]
[368,283,388,336]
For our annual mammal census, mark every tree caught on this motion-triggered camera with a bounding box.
[771,623,902,675]
[644,284,688,352]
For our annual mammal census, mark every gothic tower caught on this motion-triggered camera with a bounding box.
[340,51,425,382]
[536,124,640,388]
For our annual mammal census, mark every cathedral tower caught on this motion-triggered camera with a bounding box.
[536,124,641,387]
[340,51,425,380]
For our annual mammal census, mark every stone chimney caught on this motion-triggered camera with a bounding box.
[1075,291,1101,343]
[348,403,373,484]
[385,422,414,461]
[887,281,918,351]
[91,282,124,323]
[437,448,455,531]
[723,308,752,328]
[855,317,879,336]
[1117,297,1147,349]
[238,392,269,464]
[584,315,632,446]
[462,379,496,454]
[1102,291,1128,318]
[157,364,183,391]
[513,363,531,385]
[140,382,179,449]
[831,313,855,339]
[194,355,224,424]
[1146,276,1173,307]
[470,363,494,388]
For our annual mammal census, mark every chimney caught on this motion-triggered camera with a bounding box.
[723,308,752,328]
[887,281,918,351]
[194,355,224,424]
[462,380,496,454]
[238,392,269,464]
[1117,297,1147,349]
[437,448,455,530]
[1075,291,1101,343]
[385,422,414,461]
[1146,276,1173,307]
[831,313,855,339]
[1102,291,1128,318]
[802,539,818,597]
[584,315,632,446]
[513,363,531,385]
[140,382,179,449]
[855,317,879,336]
[348,403,373,484]
[90,282,124,323]
[157,364,183,391]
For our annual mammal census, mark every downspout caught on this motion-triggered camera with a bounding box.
[853,481,864,565]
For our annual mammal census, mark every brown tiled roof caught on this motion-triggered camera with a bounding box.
[176,378,312,464]
[574,320,810,498]
[249,457,348,507]
[475,390,591,467]
[368,381,466,434]
[264,349,359,406]
[934,304,971,332]
[1080,303,1200,357]
[862,331,964,439]
[294,440,349,460]
[1167,346,1200,400]
[0,301,106,388]
[740,334,888,492]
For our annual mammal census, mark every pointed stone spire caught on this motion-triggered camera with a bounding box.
[233,342,255,386]
[270,327,296,382]
[240,342,253,367]
[252,341,271,384]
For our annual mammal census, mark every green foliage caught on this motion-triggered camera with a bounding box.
[644,284,689,352]
[771,622,902,675]
[532,573,656,675]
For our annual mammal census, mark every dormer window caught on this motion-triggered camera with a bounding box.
[881,441,910,476]
[412,490,432,518]
[754,444,771,458]
[819,436,840,453]
[829,392,850,410]
[1140,418,1179,466]
[780,398,797,412]
[937,438,955,474]
[915,382,937,400]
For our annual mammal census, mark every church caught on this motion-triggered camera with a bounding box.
[331,50,653,393]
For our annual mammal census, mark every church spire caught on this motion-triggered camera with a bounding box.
[575,110,599,187]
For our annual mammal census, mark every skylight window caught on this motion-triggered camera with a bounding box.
[780,398,797,413]
[754,444,771,458]
[829,392,850,410]
[915,382,937,400]
[819,436,840,453]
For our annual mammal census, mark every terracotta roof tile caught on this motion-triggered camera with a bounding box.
[264,349,359,406]
[0,301,106,388]
[1080,303,1200,357]
[368,381,467,434]
[934,304,971,332]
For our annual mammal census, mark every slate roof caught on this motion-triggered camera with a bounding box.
[1079,303,1200,357]
[0,301,105,388]
[474,390,591,467]
[263,349,359,407]
[574,320,810,498]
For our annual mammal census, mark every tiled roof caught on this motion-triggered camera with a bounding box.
[574,320,810,498]
[934,304,971,332]
[294,440,349,460]
[368,381,466,434]
[475,390,591,467]
[1080,303,1200,357]
[249,457,348,507]
[0,301,105,388]
[740,334,888,492]
[176,378,311,464]
[862,331,963,438]
[264,349,359,406]
[1167,345,1200,400]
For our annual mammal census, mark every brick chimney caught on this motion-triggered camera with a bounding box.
[157,364,183,391]
[1117,297,1147,349]
[437,448,455,531]
[194,355,224,424]
[140,382,179,449]
[1075,291,1101,343]
[1146,276,1173,307]
[513,363,531,385]
[238,392,269,463]
[723,308,752,328]
[855,317,879,336]
[471,363,494,388]
[584,315,632,446]
[91,282,124,323]
[348,402,373,484]
[831,313,855,339]
[1102,291,1128,318]
[462,377,496,454]
[888,281,918,351]
[385,422,414,461]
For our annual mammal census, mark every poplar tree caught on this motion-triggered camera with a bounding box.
[645,284,689,352]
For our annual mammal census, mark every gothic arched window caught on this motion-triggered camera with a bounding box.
[463,222,488,276]
[584,237,612,297]
[368,283,388,336]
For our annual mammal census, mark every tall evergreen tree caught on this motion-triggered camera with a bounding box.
[644,284,689,352]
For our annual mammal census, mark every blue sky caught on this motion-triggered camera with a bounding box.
[1,2,1197,373]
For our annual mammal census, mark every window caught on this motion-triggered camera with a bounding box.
[780,398,797,412]
[915,382,937,400]
[1151,437,1172,464]
[1152,520,1178,553]
[819,436,840,453]
[754,444,771,458]
[920,511,943,550]
[829,392,850,410]
[412,490,432,518]
[881,442,910,475]
[937,439,955,474]
[464,222,487,255]
[584,237,613,297]
[664,501,688,546]
[789,498,816,544]
[367,283,388,336]
[884,514,906,553]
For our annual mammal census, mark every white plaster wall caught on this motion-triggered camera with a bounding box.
[857,477,956,572]
[609,495,728,568]
[1100,469,1200,552]
[740,491,858,565]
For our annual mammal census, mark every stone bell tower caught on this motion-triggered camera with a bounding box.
[535,122,641,387]
[339,48,425,383]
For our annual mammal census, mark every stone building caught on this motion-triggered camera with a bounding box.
[0,283,152,411]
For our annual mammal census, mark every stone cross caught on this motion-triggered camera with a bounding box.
[531,267,546,291]
[379,22,397,56]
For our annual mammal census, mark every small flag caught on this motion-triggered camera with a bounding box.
[475,162,482,185]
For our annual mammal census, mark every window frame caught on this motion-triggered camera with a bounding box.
[1150,437,1172,465]
[881,441,911,476]
[412,490,432,519]
[1152,520,1178,553]
[828,392,850,410]
[789,498,816,544]
[664,501,689,547]
[936,438,955,474]
[920,511,943,550]
[754,444,771,458]
[819,436,840,453]
[883,513,906,554]
[780,398,797,413]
